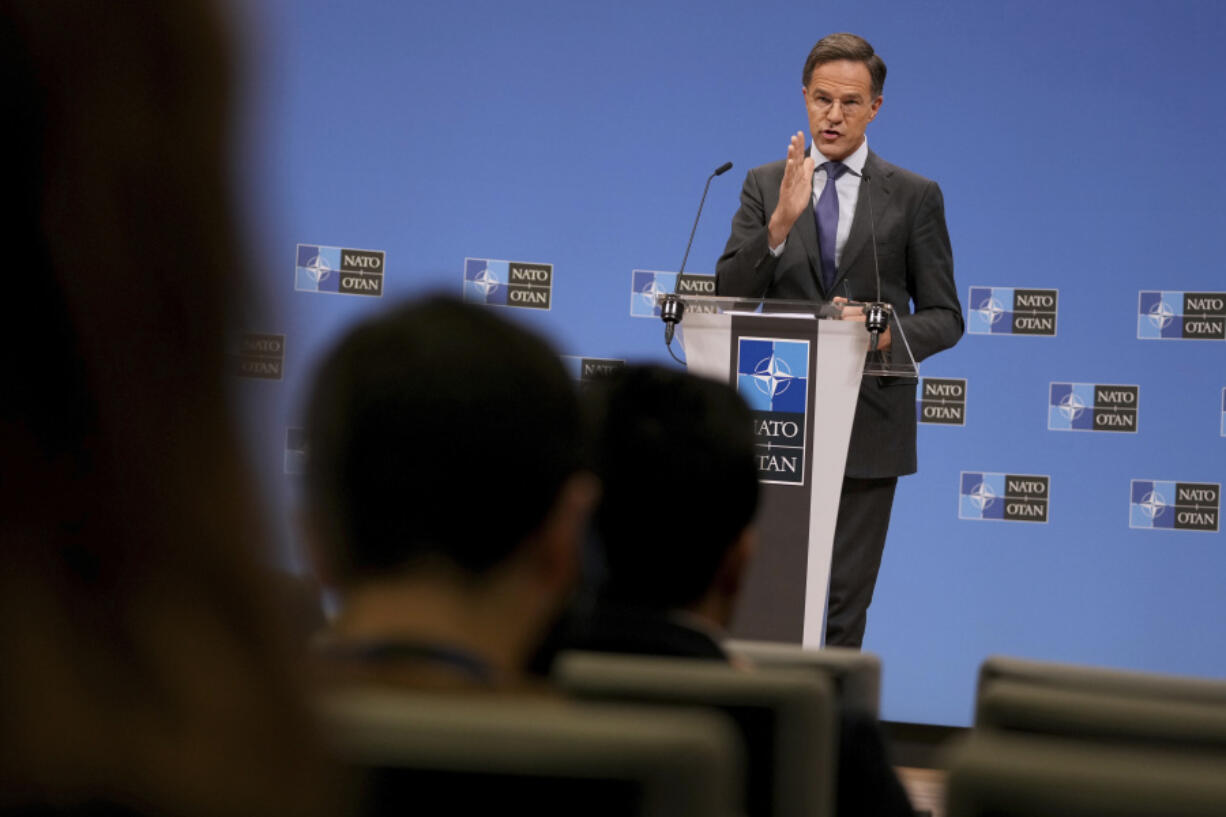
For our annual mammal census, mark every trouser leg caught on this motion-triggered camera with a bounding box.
[823,475,898,648]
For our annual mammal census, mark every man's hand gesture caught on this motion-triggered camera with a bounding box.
[768,131,815,248]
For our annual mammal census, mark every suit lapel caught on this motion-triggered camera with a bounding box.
[834,150,892,295]
[795,199,823,294]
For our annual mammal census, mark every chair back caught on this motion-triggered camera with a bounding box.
[947,731,1226,817]
[976,677,1226,751]
[554,652,837,817]
[319,687,745,817]
[724,639,881,716]
[978,655,1226,706]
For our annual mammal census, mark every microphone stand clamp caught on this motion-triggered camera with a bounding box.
[661,292,686,346]
[865,301,890,352]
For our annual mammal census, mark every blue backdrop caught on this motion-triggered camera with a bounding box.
[232,0,1226,726]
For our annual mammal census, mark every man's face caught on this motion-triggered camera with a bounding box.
[803,59,882,161]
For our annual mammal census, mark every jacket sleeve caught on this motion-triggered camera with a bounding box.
[714,167,781,298]
[894,180,963,363]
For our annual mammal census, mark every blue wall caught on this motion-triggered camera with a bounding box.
[234,0,1226,726]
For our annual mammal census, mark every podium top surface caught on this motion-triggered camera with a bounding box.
[663,294,918,377]
[663,294,844,319]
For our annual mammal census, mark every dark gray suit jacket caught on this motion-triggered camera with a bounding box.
[715,148,963,478]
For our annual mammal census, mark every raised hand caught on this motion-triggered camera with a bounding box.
[768,131,815,247]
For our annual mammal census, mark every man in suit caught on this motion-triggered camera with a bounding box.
[715,33,963,647]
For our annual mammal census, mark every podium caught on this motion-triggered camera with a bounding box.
[669,295,916,646]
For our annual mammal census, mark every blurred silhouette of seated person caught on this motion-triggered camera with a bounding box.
[302,298,596,690]
[0,2,340,815]
[538,364,915,817]
[538,365,760,663]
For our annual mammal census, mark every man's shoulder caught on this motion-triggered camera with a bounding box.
[747,157,787,180]
[566,601,729,662]
[867,151,939,190]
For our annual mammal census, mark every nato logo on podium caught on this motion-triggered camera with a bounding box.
[736,337,810,486]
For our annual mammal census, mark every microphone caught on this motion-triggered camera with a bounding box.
[662,161,734,350]
[861,170,889,352]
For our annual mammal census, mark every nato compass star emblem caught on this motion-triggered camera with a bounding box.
[1147,300,1175,330]
[976,296,1006,326]
[637,277,667,314]
[969,480,996,512]
[1138,489,1168,520]
[470,265,500,297]
[1058,391,1087,422]
[751,353,797,400]
[304,253,332,285]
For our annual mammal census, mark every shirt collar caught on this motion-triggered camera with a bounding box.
[810,137,869,176]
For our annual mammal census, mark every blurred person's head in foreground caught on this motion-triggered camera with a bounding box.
[304,297,596,685]
[593,365,760,631]
[0,1,339,815]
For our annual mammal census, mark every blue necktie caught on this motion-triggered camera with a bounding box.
[815,161,845,291]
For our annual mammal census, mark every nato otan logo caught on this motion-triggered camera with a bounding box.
[1048,382,1138,433]
[562,356,625,386]
[967,287,1058,336]
[736,337,809,486]
[960,472,1050,523]
[917,377,967,425]
[630,270,716,318]
[229,332,284,380]
[1221,388,1225,437]
[1137,291,1226,340]
[284,428,308,475]
[464,258,552,310]
[296,245,385,297]
[1130,480,1220,532]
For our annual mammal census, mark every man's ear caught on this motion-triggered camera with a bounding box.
[524,472,600,595]
[716,526,757,602]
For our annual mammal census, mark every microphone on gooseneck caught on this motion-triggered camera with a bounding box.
[860,170,889,352]
[661,161,734,352]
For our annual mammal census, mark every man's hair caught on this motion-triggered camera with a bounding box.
[304,296,583,583]
[593,365,759,609]
[802,32,886,98]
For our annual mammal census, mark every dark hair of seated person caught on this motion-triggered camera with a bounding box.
[304,297,585,585]
[592,365,759,608]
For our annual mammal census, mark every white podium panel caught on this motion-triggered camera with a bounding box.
[675,297,899,645]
